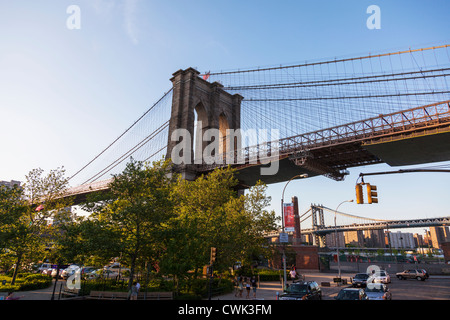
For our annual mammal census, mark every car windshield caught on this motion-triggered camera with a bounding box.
[354,274,369,279]
[337,290,359,300]
[376,271,386,276]
[285,284,308,294]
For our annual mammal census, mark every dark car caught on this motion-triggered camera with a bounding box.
[278,281,322,300]
[335,288,369,300]
[351,273,370,287]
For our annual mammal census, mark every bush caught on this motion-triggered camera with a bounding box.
[0,284,20,292]
[0,273,52,292]
[187,278,233,298]
[257,269,282,281]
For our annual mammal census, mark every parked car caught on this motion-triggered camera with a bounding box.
[42,268,53,276]
[278,281,322,300]
[86,268,130,280]
[80,266,97,279]
[35,263,53,274]
[51,268,64,279]
[369,270,391,284]
[61,265,80,280]
[396,269,427,281]
[351,273,370,287]
[364,283,392,300]
[84,269,103,280]
[335,288,369,300]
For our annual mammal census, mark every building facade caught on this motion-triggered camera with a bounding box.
[364,229,385,248]
[429,226,450,249]
[0,180,21,188]
[387,231,415,249]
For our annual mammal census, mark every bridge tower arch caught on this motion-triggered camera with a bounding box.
[166,68,243,180]
[312,204,327,248]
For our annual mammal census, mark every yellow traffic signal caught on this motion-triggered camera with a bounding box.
[210,247,217,265]
[355,184,364,204]
[366,183,378,204]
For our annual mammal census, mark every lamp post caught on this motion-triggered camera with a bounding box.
[281,173,308,289]
[334,199,353,280]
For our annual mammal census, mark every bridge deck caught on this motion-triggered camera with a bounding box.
[201,100,450,186]
[65,101,450,201]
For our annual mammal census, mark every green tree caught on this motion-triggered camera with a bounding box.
[161,166,278,285]
[0,167,71,284]
[86,158,177,292]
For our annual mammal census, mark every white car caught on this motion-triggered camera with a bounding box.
[61,265,80,280]
[42,268,53,276]
[369,270,391,284]
[85,268,130,280]
[51,268,64,279]
[36,263,53,273]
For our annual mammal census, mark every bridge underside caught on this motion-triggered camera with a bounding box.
[232,142,382,187]
[230,127,450,187]
[363,128,450,166]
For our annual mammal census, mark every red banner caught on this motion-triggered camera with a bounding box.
[283,203,295,232]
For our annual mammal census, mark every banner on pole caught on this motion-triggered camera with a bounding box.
[283,203,295,232]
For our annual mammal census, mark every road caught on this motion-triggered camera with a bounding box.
[215,271,450,300]
[8,271,450,300]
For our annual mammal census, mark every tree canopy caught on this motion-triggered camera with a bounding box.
[0,159,279,290]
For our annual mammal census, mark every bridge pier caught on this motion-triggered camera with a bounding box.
[312,205,327,248]
[166,67,243,180]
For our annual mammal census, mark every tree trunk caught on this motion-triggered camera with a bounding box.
[127,254,137,298]
[11,253,22,285]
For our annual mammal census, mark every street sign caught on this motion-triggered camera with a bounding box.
[280,233,289,243]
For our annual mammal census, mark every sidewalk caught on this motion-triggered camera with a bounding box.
[19,279,61,300]
[14,272,354,301]
[214,281,282,300]
[213,272,348,300]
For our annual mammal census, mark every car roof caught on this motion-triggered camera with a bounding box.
[341,288,361,291]
[291,281,315,286]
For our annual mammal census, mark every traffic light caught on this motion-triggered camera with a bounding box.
[355,184,364,204]
[366,183,378,204]
[210,247,217,265]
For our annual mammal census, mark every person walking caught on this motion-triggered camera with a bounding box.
[130,282,138,300]
[245,277,251,299]
[136,281,140,293]
[238,277,244,298]
[290,268,298,282]
[233,276,239,297]
[250,276,257,299]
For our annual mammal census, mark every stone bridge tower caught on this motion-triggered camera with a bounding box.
[166,68,243,180]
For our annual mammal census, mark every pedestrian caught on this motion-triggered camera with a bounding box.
[238,277,244,298]
[130,282,138,300]
[136,281,140,293]
[290,268,297,282]
[234,276,239,297]
[251,276,257,299]
[245,277,251,299]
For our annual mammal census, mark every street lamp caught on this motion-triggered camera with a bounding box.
[280,173,308,289]
[335,199,353,281]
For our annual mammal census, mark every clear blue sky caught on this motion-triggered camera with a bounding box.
[1,1,449,234]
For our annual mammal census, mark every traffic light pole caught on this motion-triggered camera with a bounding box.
[208,264,213,300]
[359,169,450,178]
